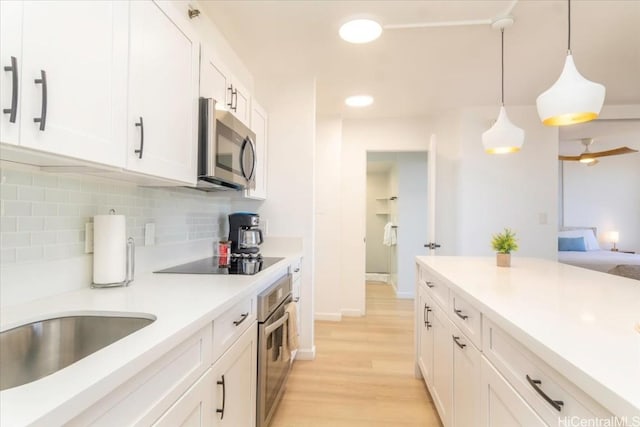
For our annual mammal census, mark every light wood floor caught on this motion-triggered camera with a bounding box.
[270,282,442,427]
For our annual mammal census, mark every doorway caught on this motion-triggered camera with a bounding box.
[365,151,429,301]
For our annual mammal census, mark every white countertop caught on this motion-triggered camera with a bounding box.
[0,252,300,427]
[416,256,640,418]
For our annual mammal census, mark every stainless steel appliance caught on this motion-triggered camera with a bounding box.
[194,97,256,191]
[229,212,264,257]
[154,256,283,275]
[257,274,292,427]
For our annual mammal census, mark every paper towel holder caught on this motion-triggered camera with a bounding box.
[91,237,135,289]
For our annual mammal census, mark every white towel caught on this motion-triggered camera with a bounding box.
[283,301,299,362]
[383,222,397,246]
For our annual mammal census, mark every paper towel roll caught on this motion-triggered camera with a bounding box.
[93,214,127,285]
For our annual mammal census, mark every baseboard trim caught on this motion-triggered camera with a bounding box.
[295,346,316,360]
[341,308,363,317]
[365,273,389,283]
[395,291,414,299]
[315,312,342,321]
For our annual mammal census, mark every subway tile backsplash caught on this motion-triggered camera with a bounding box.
[0,166,231,264]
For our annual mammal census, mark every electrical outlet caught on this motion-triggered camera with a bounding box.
[145,223,155,246]
[85,223,94,253]
[261,219,269,236]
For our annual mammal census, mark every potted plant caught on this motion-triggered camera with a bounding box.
[491,228,518,267]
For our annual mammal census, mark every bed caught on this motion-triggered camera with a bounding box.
[557,227,640,280]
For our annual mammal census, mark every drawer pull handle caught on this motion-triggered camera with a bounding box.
[425,281,435,288]
[452,335,466,349]
[216,374,226,419]
[526,374,564,412]
[233,312,249,326]
[454,309,469,320]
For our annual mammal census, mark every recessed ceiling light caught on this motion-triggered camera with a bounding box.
[345,95,374,107]
[339,19,382,44]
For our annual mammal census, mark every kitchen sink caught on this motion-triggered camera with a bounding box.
[0,313,156,391]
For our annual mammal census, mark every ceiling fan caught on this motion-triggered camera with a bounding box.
[558,138,638,166]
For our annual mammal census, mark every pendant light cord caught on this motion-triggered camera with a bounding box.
[501,28,505,106]
[568,0,571,53]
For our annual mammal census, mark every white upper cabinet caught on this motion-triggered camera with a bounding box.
[127,0,199,185]
[246,100,268,200]
[3,1,128,167]
[0,1,22,146]
[200,47,251,126]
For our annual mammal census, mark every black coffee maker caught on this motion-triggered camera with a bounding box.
[228,212,264,257]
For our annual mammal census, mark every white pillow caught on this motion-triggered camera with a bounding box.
[558,229,601,251]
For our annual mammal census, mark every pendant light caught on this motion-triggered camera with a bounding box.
[536,0,605,126]
[482,20,524,154]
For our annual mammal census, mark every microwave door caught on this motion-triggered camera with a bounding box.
[197,97,217,177]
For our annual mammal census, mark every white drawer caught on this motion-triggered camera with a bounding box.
[483,319,614,426]
[450,290,482,350]
[212,296,255,362]
[420,267,450,310]
[70,324,213,427]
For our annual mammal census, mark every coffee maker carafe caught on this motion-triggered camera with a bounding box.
[228,212,264,257]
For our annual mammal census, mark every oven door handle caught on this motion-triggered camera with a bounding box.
[265,311,289,336]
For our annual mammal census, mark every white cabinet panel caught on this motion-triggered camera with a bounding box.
[230,79,250,125]
[15,1,128,166]
[212,324,257,427]
[431,302,453,426]
[246,101,268,200]
[200,47,232,110]
[480,357,547,427]
[452,326,481,427]
[153,368,213,427]
[127,0,199,184]
[0,1,22,146]
[417,285,434,385]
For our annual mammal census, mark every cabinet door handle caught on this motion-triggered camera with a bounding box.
[3,56,18,123]
[294,267,300,273]
[454,309,469,320]
[425,281,435,288]
[293,297,300,303]
[452,335,466,349]
[232,88,238,112]
[526,375,564,412]
[216,374,226,419]
[227,84,234,109]
[233,312,249,326]
[423,304,432,328]
[134,116,144,159]
[33,70,47,131]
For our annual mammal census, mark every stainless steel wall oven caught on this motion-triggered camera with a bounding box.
[256,274,292,427]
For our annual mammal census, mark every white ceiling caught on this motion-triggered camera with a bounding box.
[200,0,640,119]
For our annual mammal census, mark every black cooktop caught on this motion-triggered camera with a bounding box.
[154,256,284,275]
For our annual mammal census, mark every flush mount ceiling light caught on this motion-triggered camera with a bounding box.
[339,19,382,44]
[482,18,524,155]
[536,0,606,126]
[345,95,374,107]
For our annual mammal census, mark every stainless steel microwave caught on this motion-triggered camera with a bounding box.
[195,97,256,191]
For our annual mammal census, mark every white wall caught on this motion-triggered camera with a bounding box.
[339,118,433,316]
[453,106,559,258]
[252,74,317,357]
[314,116,343,321]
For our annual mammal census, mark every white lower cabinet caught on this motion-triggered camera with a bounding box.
[153,368,214,427]
[211,323,257,427]
[451,324,481,427]
[480,357,546,427]
[416,263,616,427]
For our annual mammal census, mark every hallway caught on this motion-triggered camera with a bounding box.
[270,282,442,426]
